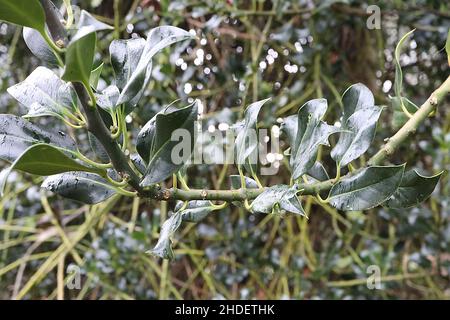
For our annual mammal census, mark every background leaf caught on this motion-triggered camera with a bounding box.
[329,165,405,210]
[391,96,419,129]
[394,30,415,108]
[229,175,258,189]
[446,28,450,66]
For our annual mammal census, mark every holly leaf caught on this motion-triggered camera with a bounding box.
[89,63,104,90]
[42,171,116,204]
[328,165,405,210]
[252,184,305,216]
[0,0,46,34]
[384,170,443,208]
[147,211,183,260]
[306,162,330,182]
[95,85,120,113]
[175,200,215,223]
[23,27,58,65]
[331,84,381,167]
[287,99,339,179]
[1,144,104,195]
[229,175,258,189]
[280,114,297,147]
[136,111,157,163]
[70,10,113,43]
[7,67,79,120]
[130,153,146,175]
[331,105,382,167]
[140,101,198,186]
[0,114,77,163]
[235,99,270,172]
[341,83,375,124]
[109,38,146,103]
[62,32,96,86]
[112,26,195,108]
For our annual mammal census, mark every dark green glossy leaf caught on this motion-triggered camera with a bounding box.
[229,175,258,189]
[110,37,146,99]
[280,114,297,147]
[140,101,198,185]
[0,0,45,33]
[341,83,375,124]
[287,99,339,179]
[235,99,270,171]
[136,111,156,163]
[7,67,78,119]
[252,184,305,216]
[130,153,146,175]
[95,85,120,113]
[329,165,405,210]
[384,170,443,208]
[331,84,379,167]
[23,27,57,65]
[147,211,183,260]
[71,10,113,42]
[0,114,76,163]
[175,200,214,222]
[113,26,194,107]
[88,133,109,163]
[89,63,104,90]
[62,32,96,86]
[42,172,116,204]
[306,162,329,182]
[10,144,102,175]
[1,144,104,195]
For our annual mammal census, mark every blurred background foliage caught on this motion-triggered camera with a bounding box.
[0,0,449,299]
